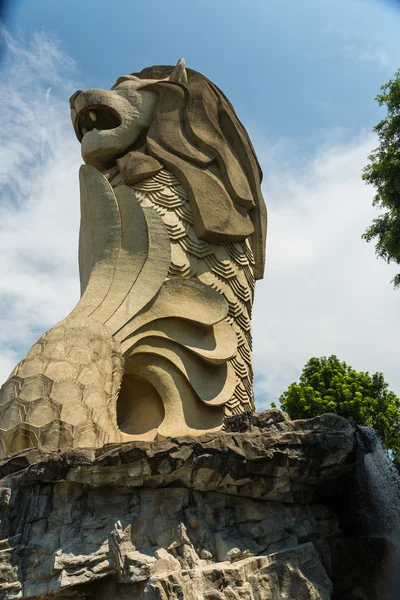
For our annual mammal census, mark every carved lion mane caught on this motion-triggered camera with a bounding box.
[122,65,267,280]
[0,61,268,455]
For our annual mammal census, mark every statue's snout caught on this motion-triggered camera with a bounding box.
[69,90,83,109]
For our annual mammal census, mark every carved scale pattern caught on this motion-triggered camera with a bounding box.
[119,169,256,416]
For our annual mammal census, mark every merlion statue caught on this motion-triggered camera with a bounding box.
[0,60,267,456]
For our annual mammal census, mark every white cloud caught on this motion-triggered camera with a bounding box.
[0,33,398,419]
[0,33,81,381]
[342,43,394,71]
[320,10,400,74]
[252,134,399,409]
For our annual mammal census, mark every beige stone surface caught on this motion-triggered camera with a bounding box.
[0,60,267,454]
[0,411,358,599]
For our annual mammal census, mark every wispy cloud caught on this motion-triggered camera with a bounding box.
[0,32,82,380]
[320,19,400,73]
[342,43,394,71]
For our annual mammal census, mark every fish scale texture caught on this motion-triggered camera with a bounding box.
[126,168,256,416]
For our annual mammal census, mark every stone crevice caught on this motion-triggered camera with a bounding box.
[0,410,365,599]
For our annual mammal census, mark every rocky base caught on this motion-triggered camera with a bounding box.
[0,410,376,599]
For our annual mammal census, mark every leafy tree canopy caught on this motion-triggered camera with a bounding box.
[278,355,400,459]
[362,68,400,288]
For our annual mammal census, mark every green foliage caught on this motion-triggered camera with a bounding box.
[279,355,400,459]
[362,69,400,288]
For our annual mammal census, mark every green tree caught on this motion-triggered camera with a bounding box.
[279,355,400,459]
[362,68,400,288]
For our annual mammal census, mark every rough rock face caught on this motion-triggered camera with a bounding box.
[0,410,357,599]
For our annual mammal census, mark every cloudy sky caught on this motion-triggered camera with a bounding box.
[0,0,399,409]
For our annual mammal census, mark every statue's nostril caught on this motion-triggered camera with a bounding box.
[69,90,83,109]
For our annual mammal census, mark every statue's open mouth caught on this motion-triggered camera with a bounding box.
[76,106,122,142]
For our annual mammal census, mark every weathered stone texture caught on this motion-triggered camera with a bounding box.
[0,411,357,599]
[0,60,269,453]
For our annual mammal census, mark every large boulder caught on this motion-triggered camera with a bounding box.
[0,410,358,599]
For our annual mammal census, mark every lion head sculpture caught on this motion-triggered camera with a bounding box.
[70,60,266,279]
[0,60,268,456]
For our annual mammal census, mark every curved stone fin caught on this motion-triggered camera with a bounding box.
[90,185,149,323]
[184,80,255,210]
[72,165,121,318]
[122,318,237,364]
[106,205,171,335]
[123,354,224,439]
[116,278,229,344]
[145,84,212,166]
[147,133,254,242]
[117,152,163,186]
[128,336,236,406]
[169,58,188,84]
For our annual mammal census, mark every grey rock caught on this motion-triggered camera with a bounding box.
[0,410,357,599]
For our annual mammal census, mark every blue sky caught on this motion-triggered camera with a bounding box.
[7,0,400,145]
[1,0,400,408]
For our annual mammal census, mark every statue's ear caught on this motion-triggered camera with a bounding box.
[169,58,188,84]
